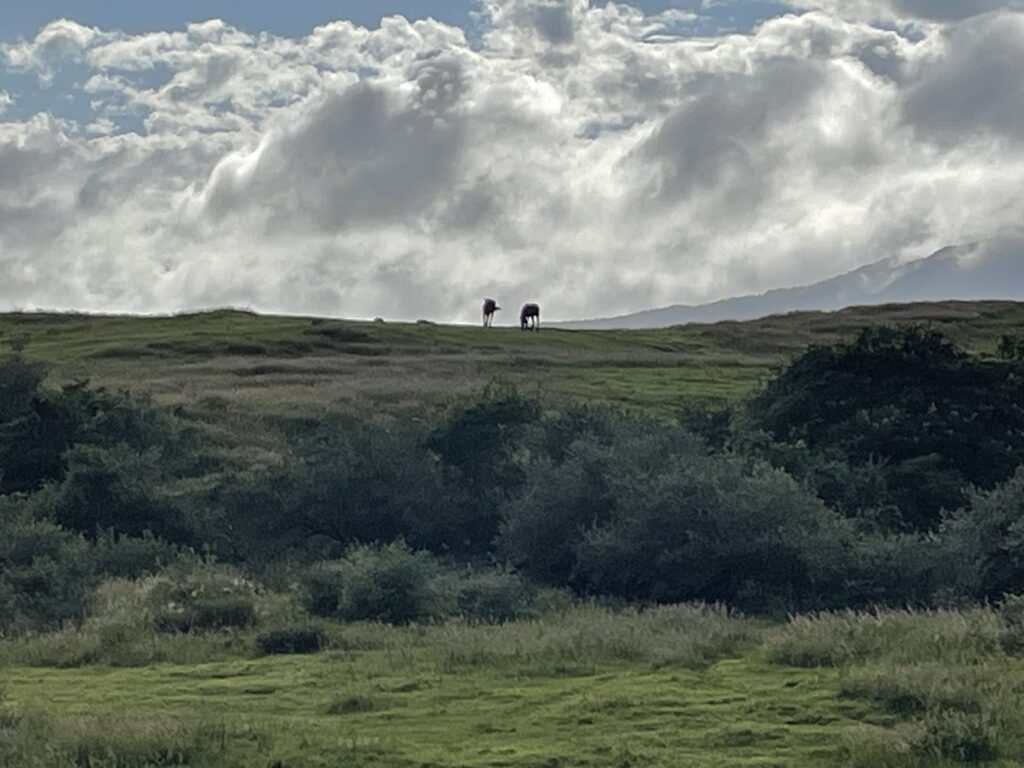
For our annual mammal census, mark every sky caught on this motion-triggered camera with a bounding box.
[1,0,1023,322]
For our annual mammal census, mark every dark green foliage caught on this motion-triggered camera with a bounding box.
[0,356,206,500]
[998,333,1024,361]
[0,356,73,495]
[501,422,852,611]
[302,543,448,625]
[45,445,196,544]
[749,327,1024,530]
[941,469,1024,600]
[423,387,540,553]
[326,696,376,715]
[88,532,181,580]
[147,565,258,633]
[446,567,535,623]
[256,627,325,655]
[839,533,953,608]
[222,417,451,560]
[0,504,93,634]
[426,385,538,487]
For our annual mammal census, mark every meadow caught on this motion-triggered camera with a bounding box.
[6,603,1024,767]
[5,300,1024,767]
[3,300,1022,420]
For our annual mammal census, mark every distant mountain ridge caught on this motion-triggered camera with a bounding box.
[561,238,1024,329]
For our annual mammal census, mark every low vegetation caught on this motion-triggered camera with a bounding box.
[4,303,1024,765]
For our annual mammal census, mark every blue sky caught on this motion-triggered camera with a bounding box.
[0,1,787,41]
[0,2,474,41]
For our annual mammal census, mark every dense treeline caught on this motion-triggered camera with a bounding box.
[3,325,1024,634]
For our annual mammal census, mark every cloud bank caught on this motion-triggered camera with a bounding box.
[1,0,1023,321]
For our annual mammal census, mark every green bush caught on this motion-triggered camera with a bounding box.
[303,543,448,625]
[146,563,259,633]
[0,506,94,635]
[502,424,852,611]
[256,627,325,655]
[447,567,535,623]
[89,532,182,580]
[838,661,1021,764]
[919,708,1000,762]
[326,695,376,715]
[942,468,1024,600]
[748,326,1024,530]
[998,594,1024,654]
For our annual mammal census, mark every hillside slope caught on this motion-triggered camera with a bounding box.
[1,300,1021,419]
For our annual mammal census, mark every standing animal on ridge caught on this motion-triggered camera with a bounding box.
[520,303,540,331]
[483,298,501,327]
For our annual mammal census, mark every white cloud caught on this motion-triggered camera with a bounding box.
[0,1,1023,320]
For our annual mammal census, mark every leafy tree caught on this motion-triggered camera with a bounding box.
[998,334,1024,361]
[0,356,74,495]
[501,422,851,610]
[43,444,197,543]
[0,500,94,633]
[748,327,1024,530]
[221,417,451,560]
[941,467,1024,600]
[422,386,540,553]
[303,542,448,625]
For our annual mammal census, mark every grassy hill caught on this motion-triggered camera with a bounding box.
[5,300,1024,767]
[3,300,1022,420]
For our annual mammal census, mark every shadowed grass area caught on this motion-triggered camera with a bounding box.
[3,301,1023,420]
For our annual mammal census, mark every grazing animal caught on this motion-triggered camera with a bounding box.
[483,298,501,328]
[520,303,540,331]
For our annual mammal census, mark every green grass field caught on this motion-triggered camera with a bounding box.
[3,655,856,767]
[3,300,1023,419]
[5,605,1024,767]
[5,300,1024,767]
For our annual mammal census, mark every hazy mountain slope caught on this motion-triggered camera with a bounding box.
[562,238,1024,329]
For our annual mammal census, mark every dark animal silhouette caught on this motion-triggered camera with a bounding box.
[520,303,540,331]
[482,298,501,327]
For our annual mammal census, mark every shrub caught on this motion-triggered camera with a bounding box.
[0,506,95,635]
[326,695,376,715]
[942,469,1024,600]
[302,543,449,625]
[223,417,449,560]
[445,567,535,623]
[147,563,259,633]
[839,662,1021,764]
[748,326,1024,530]
[323,696,376,720]
[999,594,1024,654]
[89,531,181,580]
[256,627,325,655]
[503,424,852,611]
[919,708,999,762]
